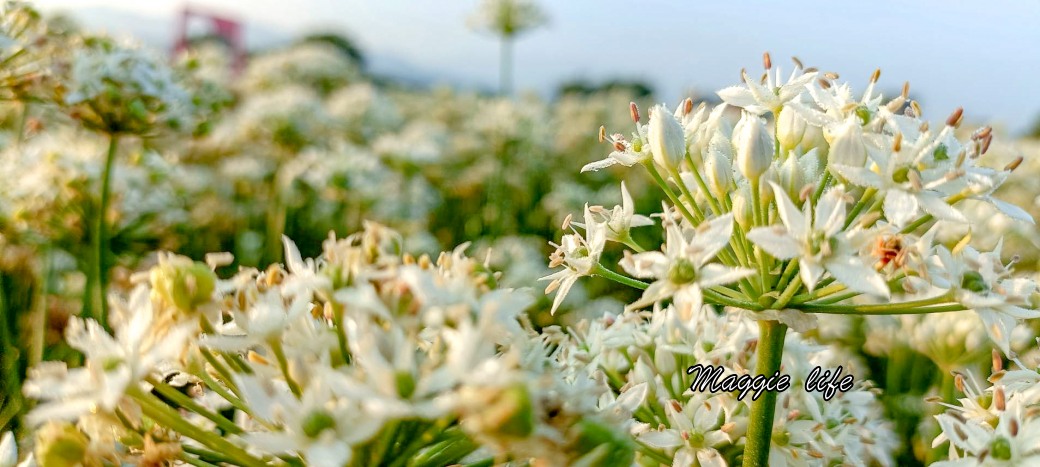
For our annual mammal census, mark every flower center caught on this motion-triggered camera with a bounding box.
[301,410,337,438]
[854,105,872,125]
[809,231,837,257]
[960,271,989,294]
[668,259,698,284]
[990,436,1013,460]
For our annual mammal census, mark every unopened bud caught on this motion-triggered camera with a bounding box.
[647,104,686,170]
[826,119,869,173]
[776,106,807,151]
[705,135,734,199]
[734,112,773,180]
[34,422,89,467]
[150,253,218,316]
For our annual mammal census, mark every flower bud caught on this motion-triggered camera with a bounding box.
[779,155,803,201]
[647,104,686,170]
[150,253,218,316]
[732,186,753,231]
[776,106,807,151]
[825,119,869,172]
[34,422,89,467]
[705,135,733,199]
[800,122,828,153]
[734,112,774,181]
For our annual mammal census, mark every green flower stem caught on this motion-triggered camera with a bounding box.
[668,166,709,222]
[128,386,268,467]
[198,348,242,398]
[843,187,878,229]
[269,338,302,398]
[799,296,964,315]
[645,162,702,226]
[685,159,724,215]
[772,275,803,310]
[92,134,119,329]
[749,177,771,293]
[704,289,764,311]
[789,282,847,305]
[742,320,788,467]
[146,376,243,435]
[619,234,648,253]
[327,298,353,366]
[592,263,648,290]
[635,440,673,465]
[773,260,799,295]
[710,285,746,300]
[811,171,832,208]
[179,453,220,467]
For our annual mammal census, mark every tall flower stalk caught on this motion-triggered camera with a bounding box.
[544,53,1039,465]
[468,0,547,96]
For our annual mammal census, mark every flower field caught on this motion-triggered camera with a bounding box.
[2,1,1040,466]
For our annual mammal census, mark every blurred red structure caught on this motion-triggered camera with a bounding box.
[172,5,246,73]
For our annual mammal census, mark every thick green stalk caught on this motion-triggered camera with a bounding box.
[92,134,119,329]
[742,320,787,467]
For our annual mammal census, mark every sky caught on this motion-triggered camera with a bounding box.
[32,0,1040,134]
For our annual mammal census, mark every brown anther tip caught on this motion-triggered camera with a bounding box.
[995,387,1006,411]
[629,102,640,123]
[924,395,943,403]
[1010,418,1020,436]
[992,349,1003,373]
[946,107,964,128]
[976,126,993,139]
[1005,156,1023,172]
[910,101,923,119]
[824,71,840,80]
[981,134,993,154]
[683,97,694,115]
[561,213,573,230]
[760,72,769,85]
[901,81,910,99]
[818,78,832,89]
[803,66,819,73]
[598,125,606,143]
[870,68,881,83]
[791,56,804,69]
[893,133,903,152]
[763,51,773,70]
[613,141,626,152]
[954,373,966,393]
[670,399,683,412]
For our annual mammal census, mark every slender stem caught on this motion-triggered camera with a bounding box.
[269,339,302,398]
[93,134,119,329]
[644,162,702,226]
[146,376,242,434]
[592,263,648,290]
[128,386,268,467]
[742,320,787,467]
[704,289,764,311]
[800,294,963,315]
[500,36,513,97]
[772,275,803,310]
[843,187,877,229]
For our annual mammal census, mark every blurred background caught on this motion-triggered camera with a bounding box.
[34,0,1040,134]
